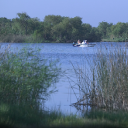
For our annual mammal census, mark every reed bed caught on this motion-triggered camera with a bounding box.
[0,45,61,107]
[0,44,62,127]
[71,44,128,111]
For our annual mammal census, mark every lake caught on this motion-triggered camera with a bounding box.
[1,42,128,115]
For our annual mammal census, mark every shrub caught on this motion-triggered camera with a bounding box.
[0,44,61,108]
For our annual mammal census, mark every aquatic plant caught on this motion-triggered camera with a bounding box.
[0,44,61,108]
[71,44,128,111]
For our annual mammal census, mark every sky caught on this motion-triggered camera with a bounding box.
[0,0,128,27]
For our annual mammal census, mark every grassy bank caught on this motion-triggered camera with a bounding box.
[0,107,123,128]
[102,37,128,42]
[0,34,68,43]
[0,34,49,43]
[1,33,128,43]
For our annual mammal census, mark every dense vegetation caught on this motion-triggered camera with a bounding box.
[1,44,128,128]
[0,12,128,43]
[72,46,128,111]
[0,45,62,127]
[1,45,128,127]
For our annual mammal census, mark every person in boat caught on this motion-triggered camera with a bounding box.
[84,40,89,44]
[73,42,75,46]
[77,39,81,44]
[84,40,86,44]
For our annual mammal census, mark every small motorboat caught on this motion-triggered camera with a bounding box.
[73,40,96,47]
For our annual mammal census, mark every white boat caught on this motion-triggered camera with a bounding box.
[73,40,96,47]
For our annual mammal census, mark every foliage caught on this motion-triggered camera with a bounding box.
[0,44,62,127]
[0,105,121,128]
[0,13,101,43]
[1,12,128,42]
[98,22,113,38]
[44,15,64,26]
[0,45,61,108]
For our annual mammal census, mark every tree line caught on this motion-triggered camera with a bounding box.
[0,12,128,43]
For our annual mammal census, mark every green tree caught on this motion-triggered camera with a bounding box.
[90,27,102,42]
[43,15,65,42]
[0,18,12,35]
[15,12,31,35]
[44,15,64,26]
[70,16,83,41]
[42,22,52,41]
[112,22,127,37]
[82,23,92,41]
[51,17,72,42]
[28,17,41,34]
[51,22,65,42]
[32,22,44,42]
[98,22,113,38]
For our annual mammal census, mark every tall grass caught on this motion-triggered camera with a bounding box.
[0,44,61,126]
[0,45,61,107]
[71,44,128,111]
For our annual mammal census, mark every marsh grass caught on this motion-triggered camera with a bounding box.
[0,44,62,127]
[0,107,120,128]
[45,112,120,128]
[85,110,128,126]
[102,37,126,42]
[71,44,128,111]
[0,34,45,43]
[0,45,61,106]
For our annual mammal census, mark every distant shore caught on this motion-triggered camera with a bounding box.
[1,13,128,43]
[0,35,128,43]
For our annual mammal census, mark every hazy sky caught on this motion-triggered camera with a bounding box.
[0,0,128,27]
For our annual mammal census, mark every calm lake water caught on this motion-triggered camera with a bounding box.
[1,42,128,115]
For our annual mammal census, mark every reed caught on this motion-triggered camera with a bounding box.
[0,44,61,109]
[71,44,128,111]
